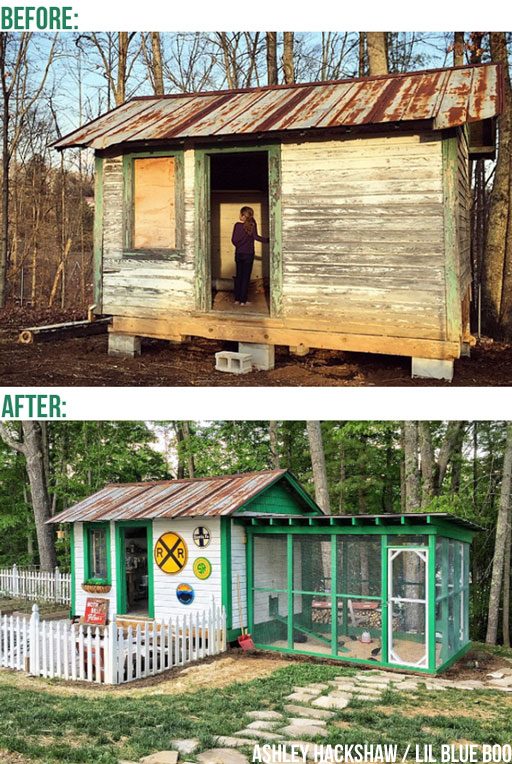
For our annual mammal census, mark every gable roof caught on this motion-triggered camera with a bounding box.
[54,63,502,150]
[48,469,323,523]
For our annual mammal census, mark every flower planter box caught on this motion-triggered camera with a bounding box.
[82,583,111,594]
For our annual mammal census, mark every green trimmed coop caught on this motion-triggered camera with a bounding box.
[242,513,479,673]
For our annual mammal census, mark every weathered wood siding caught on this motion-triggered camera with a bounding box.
[101,150,196,316]
[456,127,471,296]
[280,132,447,340]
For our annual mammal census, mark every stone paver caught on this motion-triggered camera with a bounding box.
[283,704,335,720]
[215,737,256,749]
[246,711,284,721]
[140,753,179,764]
[279,724,328,739]
[286,717,327,727]
[233,729,284,741]
[286,691,319,703]
[169,740,200,755]
[197,749,249,764]
[246,721,280,731]
[312,695,350,710]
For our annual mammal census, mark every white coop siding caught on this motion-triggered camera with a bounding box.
[231,523,247,630]
[152,518,222,621]
[74,522,117,618]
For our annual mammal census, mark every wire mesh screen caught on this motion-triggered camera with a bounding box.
[435,538,470,667]
[336,536,381,597]
[292,536,332,655]
[252,534,288,646]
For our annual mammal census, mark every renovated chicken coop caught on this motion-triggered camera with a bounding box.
[53,63,502,380]
[49,469,479,674]
[246,514,478,673]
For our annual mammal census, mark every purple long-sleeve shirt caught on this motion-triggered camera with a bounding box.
[231,221,269,255]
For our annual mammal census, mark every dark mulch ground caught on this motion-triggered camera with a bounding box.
[1,307,511,386]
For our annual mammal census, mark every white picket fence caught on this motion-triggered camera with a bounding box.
[0,602,226,684]
[0,565,71,605]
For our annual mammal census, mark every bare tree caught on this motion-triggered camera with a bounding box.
[306,421,331,514]
[0,422,57,570]
[283,32,295,84]
[266,33,278,85]
[0,32,57,307]
[483,33,512,338]
[141,32,164,95]
[366,32,388,75]
[486,422,512,644]
[453,32,465,65]
[77,33,138,107]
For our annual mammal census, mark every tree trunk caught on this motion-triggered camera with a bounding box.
[358,32,366,77]
[453,32,465,66]
[306,421,331,514]
[436,421,466,492]
[339,443,346,513]
[482,33,512,337]
[22,422,57,570]
[282,32,295,84]
[266,32,278,85]
[151,32,164,95]
[366,32,388,75]
[419,422,435,507]
[486,422,512,644]
[0,38,10,308]
[403,422,420,511]
[269,421,280,468]
[503,519,511,647]
[181,421,195,478]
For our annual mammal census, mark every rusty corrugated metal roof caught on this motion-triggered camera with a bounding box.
[48,469,312,523]
[54,63,502,150]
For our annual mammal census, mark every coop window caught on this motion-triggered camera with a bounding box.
[133,157,176,248]
[84,524,111,582]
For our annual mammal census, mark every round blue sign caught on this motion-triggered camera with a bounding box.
[176,583,195,605]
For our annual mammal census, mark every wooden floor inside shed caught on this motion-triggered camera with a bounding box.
[212,285,269,315]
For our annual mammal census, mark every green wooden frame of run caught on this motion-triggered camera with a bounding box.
[114,520,155,619]
[240,520,475,675]
[122,150,185,262]
[194,143,282,316]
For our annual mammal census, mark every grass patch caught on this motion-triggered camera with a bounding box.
[0,661,511,764]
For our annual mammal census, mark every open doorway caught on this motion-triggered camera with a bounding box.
[209,151,270,315]
[123,527,149,616]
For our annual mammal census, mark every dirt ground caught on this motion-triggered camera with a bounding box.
[1,309,512,386]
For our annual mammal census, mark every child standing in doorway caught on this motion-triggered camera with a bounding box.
[231,206,269,306]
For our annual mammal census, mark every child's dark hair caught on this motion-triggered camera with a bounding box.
[240,206,256,235]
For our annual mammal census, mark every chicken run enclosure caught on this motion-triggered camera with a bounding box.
[247,516,477,673]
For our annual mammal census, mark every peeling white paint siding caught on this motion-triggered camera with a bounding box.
[101,150,196,317]
[152,518,222,620]
[231,523,247,629]
[74,521,118,618]
[280,132,447,340]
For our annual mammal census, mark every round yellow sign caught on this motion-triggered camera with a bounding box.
[154,532,188,574]
[193,557,212,580]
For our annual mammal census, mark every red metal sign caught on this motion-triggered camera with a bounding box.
[84,597,109,626]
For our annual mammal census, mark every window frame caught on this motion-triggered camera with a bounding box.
[83,522,112,583]
[122,150,185,261]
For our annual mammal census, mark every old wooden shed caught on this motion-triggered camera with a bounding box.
[50,469,479,674]
[54,63,502,379]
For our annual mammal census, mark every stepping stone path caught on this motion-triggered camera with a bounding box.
[203,668,512,761]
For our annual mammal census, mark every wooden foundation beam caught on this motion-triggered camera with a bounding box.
[111,314,461,361]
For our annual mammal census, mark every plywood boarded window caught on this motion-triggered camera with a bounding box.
[133,157,176,249]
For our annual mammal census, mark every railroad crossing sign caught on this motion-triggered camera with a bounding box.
[193,526,211,548]
[154,532,188,574]
[193,557,212,580]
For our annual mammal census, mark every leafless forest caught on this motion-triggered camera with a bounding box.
[0,32,511,340]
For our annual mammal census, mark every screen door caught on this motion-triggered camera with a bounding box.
[388,548,428,668]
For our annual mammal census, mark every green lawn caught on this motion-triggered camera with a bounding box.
[0,658,511,764]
